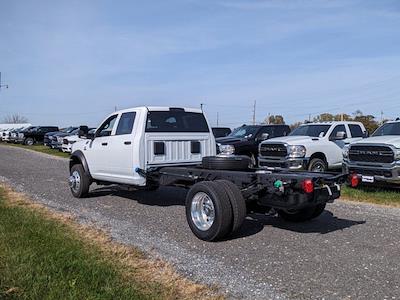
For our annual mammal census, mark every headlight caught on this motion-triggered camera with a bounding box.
[395,149,400,160]
[287,145,306,158]
[343,145,350,159]
[219,144,235,155]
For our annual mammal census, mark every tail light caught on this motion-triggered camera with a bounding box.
[302,179,314,194]
[349,173,359,188]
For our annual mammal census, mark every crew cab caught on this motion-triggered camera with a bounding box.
[68,107,357,241]
[216,124,291,165]
[343,120,400,185]
[259,121,366,172]
[22,126,59,145]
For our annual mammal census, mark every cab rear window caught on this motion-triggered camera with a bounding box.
[145,111,209,133]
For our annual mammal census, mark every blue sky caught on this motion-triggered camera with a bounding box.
[1,0,400,127]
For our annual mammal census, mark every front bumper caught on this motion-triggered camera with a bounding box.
[343,160,400,184]
[259,157,309,170]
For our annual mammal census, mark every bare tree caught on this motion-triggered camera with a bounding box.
[2,114,29,124]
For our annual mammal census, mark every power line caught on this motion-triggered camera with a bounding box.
[252,100,256,125]
[0,72,9,91]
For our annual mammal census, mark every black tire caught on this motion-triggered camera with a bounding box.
[215,180,246,234]
[308,158,327,172]
[24,137,34,146]
[185,181,233,241]
[278,204,325,222]
[311,203,326,218]
[202,155,250,171]
[70,164,91,198]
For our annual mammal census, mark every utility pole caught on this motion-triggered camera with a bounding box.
[252,100,256,125]
[200,103,204,111]
[0,72,9,91]
[341,113,344,121]
[216,112,219,126]
[381,110,384,124]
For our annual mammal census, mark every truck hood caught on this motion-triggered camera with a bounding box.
[351,135,400,148]
[216,136,247,144]
[265,135,321,145]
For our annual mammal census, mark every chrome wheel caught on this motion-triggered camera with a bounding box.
[190,192,215,231]
[69,170,81,194]
[310,162,325,172]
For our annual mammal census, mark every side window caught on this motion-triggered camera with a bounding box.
[329,125,347,139]
[349,124,364,138]
[258,126,274,137]
[96,115,118,137]
[116,112,136,135]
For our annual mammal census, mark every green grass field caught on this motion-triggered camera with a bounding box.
[2,143,70,158]
[341,185,400,206]
[0,188,163,300]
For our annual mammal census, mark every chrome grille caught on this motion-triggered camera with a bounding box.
[349,145,394,164]
[260,143,287,157]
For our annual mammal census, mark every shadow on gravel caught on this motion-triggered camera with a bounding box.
[89,186,187,206]
[231,210,366,239]
[89,186,366,239]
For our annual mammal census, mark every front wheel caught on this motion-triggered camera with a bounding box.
[69,164,91,198]
[278,203,326,222]
[24,138,34,146]
[308,158,327,172]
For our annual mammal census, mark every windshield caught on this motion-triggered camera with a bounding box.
[228,126,259,139]
[290,124,331,137]
[372,122,400,136]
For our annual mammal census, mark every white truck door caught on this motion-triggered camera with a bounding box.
[84,114,119,179]
[347,124,365,144]
[105,111,137,184]
[328,124,349,166]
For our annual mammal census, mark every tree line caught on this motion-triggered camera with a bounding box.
[264,110,385,133]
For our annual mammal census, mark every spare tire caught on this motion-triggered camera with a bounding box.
[202,155,250,171]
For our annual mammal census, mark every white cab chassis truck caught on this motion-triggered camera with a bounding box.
[258,122,367,172]
[343,120,400,185]
[69,107,356,241]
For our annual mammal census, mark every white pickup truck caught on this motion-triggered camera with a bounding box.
[68,107,356,241]
[343,120,400,185]
[258,121,367,172]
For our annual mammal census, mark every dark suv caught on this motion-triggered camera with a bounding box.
[216,124,291,164]
[23,126,59,145]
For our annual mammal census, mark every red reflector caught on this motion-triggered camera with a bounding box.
[302,179,314,194]
[350,173,359,188]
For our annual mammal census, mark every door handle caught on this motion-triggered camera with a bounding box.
[124,141,131,145]
[101,142,108,146]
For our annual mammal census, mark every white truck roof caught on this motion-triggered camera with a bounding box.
[0,123,32,130]
[300,121,364,126]
[115,106,203,114]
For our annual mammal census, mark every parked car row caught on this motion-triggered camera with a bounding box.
[0,125,93,153]
[2,113,399,187]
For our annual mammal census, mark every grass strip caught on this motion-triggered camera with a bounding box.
[0,186,218,300]
[1,143,70,158]
[341,186,400,207]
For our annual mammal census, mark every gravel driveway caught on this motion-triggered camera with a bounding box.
[1,145,399,299]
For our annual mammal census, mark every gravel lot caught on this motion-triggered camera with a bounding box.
[1,144,400,299]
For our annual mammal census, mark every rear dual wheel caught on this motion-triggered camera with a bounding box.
[185,180,246,241]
